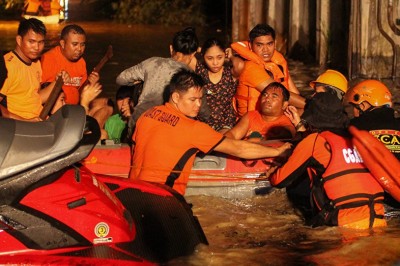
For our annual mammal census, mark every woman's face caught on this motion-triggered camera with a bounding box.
[203,45,225,73]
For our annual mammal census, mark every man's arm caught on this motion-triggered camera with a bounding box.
[214,137,292,159]
[224,113,250,139]
[226,48,244,78]
[287,74,306,109]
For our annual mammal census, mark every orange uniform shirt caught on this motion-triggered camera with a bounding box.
[246,111,295,139]
[41,46,87,104]
[0,51,42,119]
[130,103,225,195]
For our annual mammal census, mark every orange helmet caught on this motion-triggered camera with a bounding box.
[346,79,392,107]
[309,69,348,94]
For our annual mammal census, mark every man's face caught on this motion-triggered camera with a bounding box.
[16,29,45,62]
[60,32,86,62]
[260,87,287,117]
[250,35,275,63]
[173,87,203,118]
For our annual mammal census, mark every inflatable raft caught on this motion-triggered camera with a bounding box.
[82,140,283,198]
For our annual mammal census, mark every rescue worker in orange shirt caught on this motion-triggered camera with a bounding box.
[346,79,400,210]
[224,82,295,141]
[230,23,305,116]
[269,92,386,229]
[130,69,292,195]
[285,69,348,133]
[280,69,349,219]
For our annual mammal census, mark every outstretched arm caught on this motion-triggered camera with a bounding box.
[214,137,292,159]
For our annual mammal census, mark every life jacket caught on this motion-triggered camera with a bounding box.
[310,131,386,229]
[231,41,289,116]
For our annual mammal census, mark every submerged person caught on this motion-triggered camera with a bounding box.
[285,69,348,133]
[346,79,400,209]
[193,38,238,132]
[224,82,295,141]
[269,92,386,229]
[130,69,292,195]
[346,79,400,159]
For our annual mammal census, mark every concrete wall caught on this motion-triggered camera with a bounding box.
[231,0,399,79]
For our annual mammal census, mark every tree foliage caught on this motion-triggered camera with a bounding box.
[0,0,24,17]
[113,0,205,26]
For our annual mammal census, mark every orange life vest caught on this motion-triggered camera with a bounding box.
[311,131,386,228]
[231,41,289,116]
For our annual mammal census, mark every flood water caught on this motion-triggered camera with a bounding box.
[1,20,400,265]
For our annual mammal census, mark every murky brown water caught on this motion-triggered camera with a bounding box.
[1,20,400,265]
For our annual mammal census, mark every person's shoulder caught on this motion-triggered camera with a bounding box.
[142,57,182,68]
[271,50,287,64]
[142,56,169,64]
[242,60,264,74]
[247,110,259,117]
[3,51,15,62]
[41,46,61,62]
[3,51,21,69]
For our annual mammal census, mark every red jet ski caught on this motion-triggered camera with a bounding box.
[0,105,207,264]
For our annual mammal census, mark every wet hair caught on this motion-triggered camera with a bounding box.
[171,27,199,55]
[18,18,46,37]
[168,69,204,96]
[249,24,275,43]
[61,24,86,40]
[261,82,290,101]
[116,85,133,101]
[301,92,349,131]
[201,38,225,56]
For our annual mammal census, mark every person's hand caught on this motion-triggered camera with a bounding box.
[57,70,71,84]
[88,71,100,85]
[120,98,132,118]
[225,48,233,59]
[276,142,293,158]
[265,165,279,177]
[80,82,102,112]
[284,105,301,125]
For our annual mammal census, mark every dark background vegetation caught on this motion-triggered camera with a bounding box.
[0,0,231,30]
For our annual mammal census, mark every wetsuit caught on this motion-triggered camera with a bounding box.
[350,107,400,208]
[270,130,386,229]
[350,107,400,160]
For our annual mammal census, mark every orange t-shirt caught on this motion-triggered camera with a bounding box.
[246,111,295,140]
[41,46,87,104]
[130,103,225,195]
[0,51,42,119]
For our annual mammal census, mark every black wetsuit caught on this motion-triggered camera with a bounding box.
[350,107,400,208]
[350,107,400,160]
